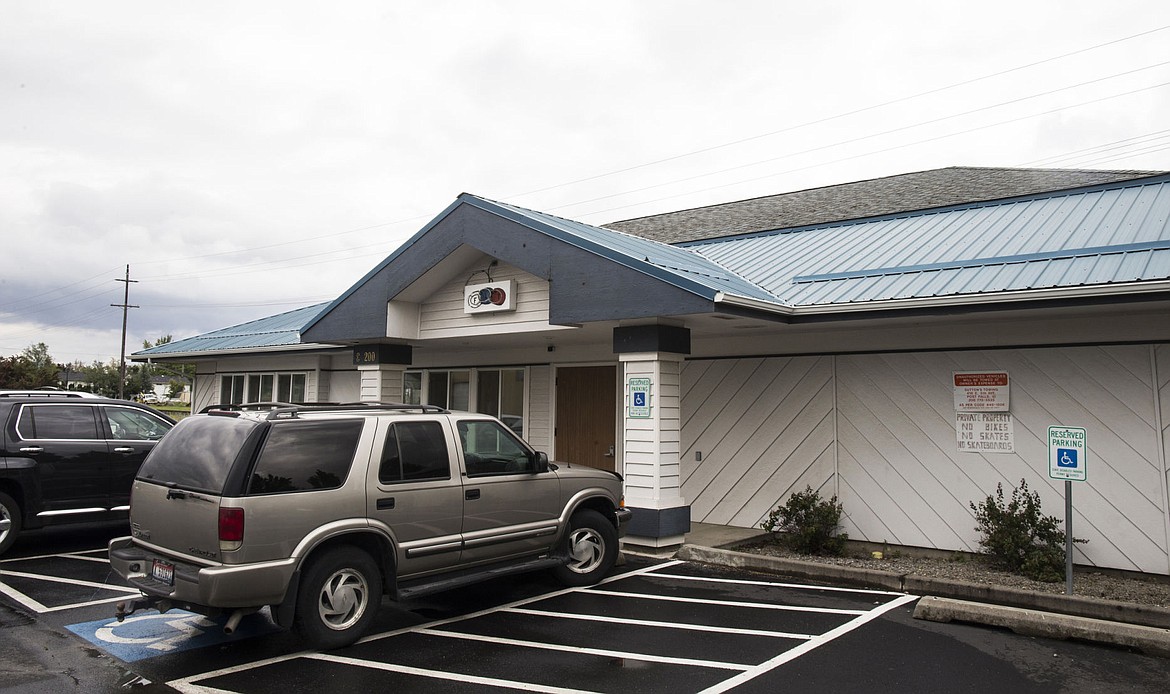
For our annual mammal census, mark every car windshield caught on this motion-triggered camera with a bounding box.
[137,415,259,493]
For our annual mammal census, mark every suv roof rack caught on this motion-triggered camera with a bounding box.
[263,402,450,420]
[0,390,102,399]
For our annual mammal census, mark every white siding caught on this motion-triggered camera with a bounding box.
[418,263,553,338]
[528,365,552,453]
[681,345,1170,575]
[681,357,835,528]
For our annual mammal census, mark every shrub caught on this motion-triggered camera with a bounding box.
[761,485,848,556]
[970,478,1086,582]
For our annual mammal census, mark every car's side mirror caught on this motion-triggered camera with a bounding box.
[531,451,550,473]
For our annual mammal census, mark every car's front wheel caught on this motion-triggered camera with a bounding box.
[551,509,618,587]
[294,546,382,650]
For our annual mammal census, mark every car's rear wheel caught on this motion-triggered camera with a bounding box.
[551,509,618,586]
[294,546,382,650]
[0,492,21,556]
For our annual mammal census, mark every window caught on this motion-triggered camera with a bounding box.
[220,372,307,404]
[426,370,469,410]
[407,368,524,436]
[17,405,99,440]
[105,407,172,440]
[247,420,361,495]
[378,421,450,483]
[458,419,532,476]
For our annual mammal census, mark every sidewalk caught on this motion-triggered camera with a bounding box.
[674,522,1170,658]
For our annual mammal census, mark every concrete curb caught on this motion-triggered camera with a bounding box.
[914,597,1170,658]
[676,544,1170,655]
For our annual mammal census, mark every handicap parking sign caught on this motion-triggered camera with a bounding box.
[1048,426,1087,481]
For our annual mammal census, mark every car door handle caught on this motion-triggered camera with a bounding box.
[113,447,135,454]
[465,489,480,501]
[377,497,395,510]
[19,446,43,454]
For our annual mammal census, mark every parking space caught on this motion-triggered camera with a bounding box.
[0,546,139,614]
[161,559,916,693]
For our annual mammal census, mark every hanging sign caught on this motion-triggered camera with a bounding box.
[464,279,516,314]
[953,371,1010,412]
[628,378,651,418]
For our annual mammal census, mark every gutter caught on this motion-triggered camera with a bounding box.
[713,279,1170,317]
[129,342,342,362]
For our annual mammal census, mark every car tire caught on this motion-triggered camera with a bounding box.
[551,509,618,587]
[0,492,22,556]
[293,546,382,650]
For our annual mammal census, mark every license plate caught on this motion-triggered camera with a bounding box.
[151,559,174,585]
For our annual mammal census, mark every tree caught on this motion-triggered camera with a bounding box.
[0,343,60,389]
[141,335,194,401]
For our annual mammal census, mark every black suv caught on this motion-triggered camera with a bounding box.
[0,391,176,555]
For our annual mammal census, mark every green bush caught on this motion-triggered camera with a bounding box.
[970,478,1086,582]
[761,485,848,556]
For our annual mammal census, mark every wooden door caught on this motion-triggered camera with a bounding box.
[555,366,617,472]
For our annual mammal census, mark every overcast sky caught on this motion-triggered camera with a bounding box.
[3,1,1169,365]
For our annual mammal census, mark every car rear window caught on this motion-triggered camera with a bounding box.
[137,415,260,493]
[247,419,363,494]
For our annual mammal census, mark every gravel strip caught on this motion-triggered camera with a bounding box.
[735,541,1170,608]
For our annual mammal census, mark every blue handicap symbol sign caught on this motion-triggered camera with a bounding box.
[633,392,647,407]
[1057,448,1078,468]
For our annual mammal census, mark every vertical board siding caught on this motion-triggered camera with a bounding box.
[680,345,1170,574]
[418,262,551,337]
[681,356,834,528]
[528,366,552,454]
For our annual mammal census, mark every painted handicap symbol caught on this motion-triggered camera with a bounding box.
[67,609,279,661]
[1057,448,1078,468]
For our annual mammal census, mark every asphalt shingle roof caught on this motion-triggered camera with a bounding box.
[604,167,1166,244]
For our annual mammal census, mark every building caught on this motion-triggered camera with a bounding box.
[135,167,1170,574]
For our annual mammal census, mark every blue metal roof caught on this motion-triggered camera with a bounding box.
[134,303,331,357]
[464,196,781,303]
[684,174,1170,306]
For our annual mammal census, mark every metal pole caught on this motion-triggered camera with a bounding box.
[1065,480,1074,595]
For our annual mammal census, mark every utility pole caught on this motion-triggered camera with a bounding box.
[112,264,139,400]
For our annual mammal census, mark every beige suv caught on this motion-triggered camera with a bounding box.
[108,403,630,649]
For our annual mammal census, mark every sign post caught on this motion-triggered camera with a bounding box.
[1048,425,1087,595]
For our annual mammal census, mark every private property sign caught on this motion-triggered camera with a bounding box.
[956,412,1014,453]
[953,371,1010,412]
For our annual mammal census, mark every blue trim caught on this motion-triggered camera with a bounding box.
[793,240,1170,284]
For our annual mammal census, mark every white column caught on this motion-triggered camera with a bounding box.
[358,364,406,403]
[620,351,689,549]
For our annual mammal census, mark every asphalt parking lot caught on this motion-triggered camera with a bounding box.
[5,525,1170,693]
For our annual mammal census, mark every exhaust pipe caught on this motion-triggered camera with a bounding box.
[223,607,258,634]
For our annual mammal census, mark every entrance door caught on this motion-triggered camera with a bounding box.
[555,366,617,472]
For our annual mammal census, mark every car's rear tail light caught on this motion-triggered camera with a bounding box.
[219,507,244,551]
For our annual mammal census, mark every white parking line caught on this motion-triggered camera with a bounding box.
[305,653,598,694]
[0,568,139,614]
[586,588,868,615]
[647,572,906,596]
[164,559,913,693]
[422,627,752,671]
[697,593,921,694]
[507,607,815,640]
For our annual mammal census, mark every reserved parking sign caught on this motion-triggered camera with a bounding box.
[1048,426,1087,481]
